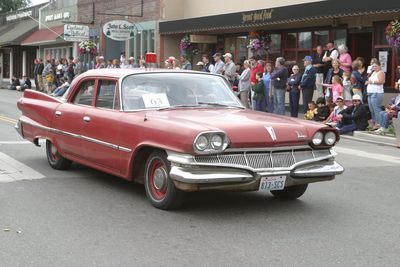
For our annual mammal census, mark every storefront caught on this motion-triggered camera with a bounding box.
[0,4,46,80]
[21,0,78,61]
[160,0,400,88]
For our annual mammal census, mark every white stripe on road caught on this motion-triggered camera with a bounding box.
[0,152,45,183]
[334,147,400,165]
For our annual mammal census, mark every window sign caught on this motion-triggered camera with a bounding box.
[379,51,388,73]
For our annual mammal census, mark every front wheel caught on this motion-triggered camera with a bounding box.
[144,150,184,210]
[270,184,308,200]
[46,140,72,170]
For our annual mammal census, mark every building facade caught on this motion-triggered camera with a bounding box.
[0,4,46,80]
[160,0,400,88]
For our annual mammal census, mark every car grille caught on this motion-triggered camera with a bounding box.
[194,149,331,170]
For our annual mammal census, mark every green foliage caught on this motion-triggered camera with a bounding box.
[0,0,31,13]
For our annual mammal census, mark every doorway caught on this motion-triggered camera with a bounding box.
[349,32,372,66]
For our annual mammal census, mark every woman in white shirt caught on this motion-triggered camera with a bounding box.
[238,60,251,108]
[366,60,385,130]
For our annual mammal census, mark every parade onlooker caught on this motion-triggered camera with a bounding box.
[200,55,211,72]
[262,62,274,113]
[222,53,236,86]
[238,60,251,108]
[45,69,56,93]
[67,57,75,83]
[249,56,264,110]
[351,59,367,102]
[324,96,347,127]
[313,97,329,121]
[55,59,63,86]
[367,58,379,75]
[324,59,343,100]
[211,53,224,74]
[300,55,317,114]
[180,55,192,70]
[36,58,44,91]
[287,65,301,117]
[33,59,40,90]
[313,45,325,98]
[366,60,385,130]
[52,77,69,96]
[336,94,369,134]
[172,58,181,69]
[338,44,352,73]
[106,59,113,68]
[20,75,31,91]
[322,41,338,76]
[195,61,204,71]
[252,72,265,111]
[374,94,400,134]
[164,57,174,69]
[323,75,343,103]
[139,59,146,69]
[270,57,288,115]
[304,101,317,120]
[112,59,120,68]
[9,76,20,90]
[342,71,352,104]
[395,65,400,90]
[42,59,52,92]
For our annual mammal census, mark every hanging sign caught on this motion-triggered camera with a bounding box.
[103,20,136,41]
[64,24,89,42]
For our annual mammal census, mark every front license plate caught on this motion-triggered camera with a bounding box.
[259,176,286,191]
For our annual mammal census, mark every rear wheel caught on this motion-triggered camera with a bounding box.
[46,140,72,170]
[144,150,184,210]
[270,184,308,200]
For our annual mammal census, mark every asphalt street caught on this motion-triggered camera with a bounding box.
[1,89,399,266]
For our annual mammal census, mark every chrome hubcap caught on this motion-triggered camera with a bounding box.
[153,167,167,190]
[50,144,57,155]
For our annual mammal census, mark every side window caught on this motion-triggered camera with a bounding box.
[73,80,95,105]
[96,80,119,110]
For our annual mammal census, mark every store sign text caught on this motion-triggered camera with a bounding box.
[6,10,32,21]
[103,20,136,41]
[241,9,274,24]
[45,12,70,22]
[64,24,89,42]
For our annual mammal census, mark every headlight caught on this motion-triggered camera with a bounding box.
[324,131,336,146]
[195,135,208,151]
[312,131,323,146]
[210,134,223,149]
[193,131,229,154]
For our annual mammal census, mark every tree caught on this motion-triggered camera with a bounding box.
[0,0,31,13]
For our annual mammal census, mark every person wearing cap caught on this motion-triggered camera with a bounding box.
[374,93,400,134]
[196,61,204,71]
[97,56,106,69]
[222,53,236,86]
[180,55,192,70]
[211,53,224,74]
[270,57,288,115]
[299,55,317,114]
[324,96,347,127]
[336,94,369,134]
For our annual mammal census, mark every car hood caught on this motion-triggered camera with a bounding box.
[145,108,324,148]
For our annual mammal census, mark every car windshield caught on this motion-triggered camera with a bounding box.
[121,72,243,111]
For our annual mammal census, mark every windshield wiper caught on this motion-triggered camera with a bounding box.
[197,102,245,109]
[156,104,201,110]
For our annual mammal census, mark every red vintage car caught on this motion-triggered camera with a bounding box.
[16,69,344,209]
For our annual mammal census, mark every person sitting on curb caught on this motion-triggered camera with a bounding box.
[374,93,400,134]
[51,77,69,96]
[304,101,317,120]
[19,76,32,91]
[313,97,330,122]
[336,94,369,134]
[9,76,20,90]
[324,96,347,127]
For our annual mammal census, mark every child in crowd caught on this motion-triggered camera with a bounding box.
[252,72,266,111]
[20,76,32,91]
[324,96,347,127]
[313,97,330,122]
[342,71,352,105]
[304,101,317,120]
[323,75,343,103]
[45,69,55,94]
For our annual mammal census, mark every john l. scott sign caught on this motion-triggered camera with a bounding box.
[64,24,89,42]
[103,20,136,41]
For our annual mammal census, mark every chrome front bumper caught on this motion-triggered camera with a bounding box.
[167,149,344,190]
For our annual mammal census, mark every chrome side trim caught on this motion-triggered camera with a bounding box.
[19,117,132,153]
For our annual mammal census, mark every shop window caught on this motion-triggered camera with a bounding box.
[374,22,390,45]
[298,32,311,49]
[268,34,281,62]
[333,29,347,46]
[142,30,148,54]
[149,30,155,53]
[286,33,297,48]
[135,31,142,59]
[236,36,248,63]
[314,30,329,46]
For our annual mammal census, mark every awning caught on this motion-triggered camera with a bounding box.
[21,25,64,46]
[0,20,38,46]
[159,0,400,35]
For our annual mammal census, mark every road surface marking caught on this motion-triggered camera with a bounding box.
[0,115,18,124]
[0,152,45,183]
[335,147,400,165]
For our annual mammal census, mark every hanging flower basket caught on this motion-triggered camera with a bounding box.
[247,30,272,57]
[385,17,400,47]
[78,40,97,56]
[179,35,199,58]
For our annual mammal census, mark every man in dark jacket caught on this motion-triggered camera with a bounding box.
[300,55,317,114]
[270,57,288,115]
[336,94,369,134]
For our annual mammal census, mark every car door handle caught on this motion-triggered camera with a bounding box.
[83,116,91,122]
[55,111,62,117]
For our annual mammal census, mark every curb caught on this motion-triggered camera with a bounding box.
[340,131,399,148]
